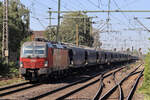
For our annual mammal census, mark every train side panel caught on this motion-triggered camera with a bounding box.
[70,48,86,68]
[53,49,70,71]
[86,50,97,65]
[48,48,53,67]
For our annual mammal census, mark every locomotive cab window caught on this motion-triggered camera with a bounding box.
[21,44,46,57]
[34,46,45,55]
[23,46,33,56]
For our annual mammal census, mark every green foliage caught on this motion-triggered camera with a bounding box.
[0,78,24,87]
[9,1,29,51]
[0,1,29,77]
[0,56,19,77]
[45,27,56,41]
[139,53,150,99]
[20,35,32,46]
[45,12,94,47]
[0,1,29,59]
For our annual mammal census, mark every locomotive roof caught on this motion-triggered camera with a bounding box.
[23,41,47,46]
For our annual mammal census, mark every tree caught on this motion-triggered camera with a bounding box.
[45,27,57,41]
[60,12,94,46]
[0,0,30,60]
[45,12,94,47]
[8,0,29,51]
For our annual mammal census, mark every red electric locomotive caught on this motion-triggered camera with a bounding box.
[20,41,51,81]
[19,40,70,81]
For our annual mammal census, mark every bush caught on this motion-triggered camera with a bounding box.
[139,53,150,99]
[0,57,19,77]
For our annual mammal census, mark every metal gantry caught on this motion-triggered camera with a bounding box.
[49,10,150,14]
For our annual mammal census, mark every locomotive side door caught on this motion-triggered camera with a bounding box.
[47,43,53,67]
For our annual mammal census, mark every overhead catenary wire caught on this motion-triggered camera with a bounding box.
[29,0,51,11]
[52,0,75,11]
[110,14,132,30]
[34,0,49,9]
[32,16,46,29]
[31,0,73,11]
[28,0,48,30]
[121,0,142,9]
[112,0,136,29]
[29,0,54,28]
[96,21,108,30]
[20,0,148,50]
[134,17,150,32]
[87,0,101,9]
[61,0,75,10]
[76,0,88,10]
[29,0,50,18]
[98,0,102,8]
[110,14,149,32]
[29,0,85,31]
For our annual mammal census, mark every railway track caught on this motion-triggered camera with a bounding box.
[29,70,105,100]
[0,82,42,98]
[0,62,141,100]
[0,64,114,99]
[31,65,128,100]
[94,63,143,100]
[18,65,126,100]
[57,64,143,100]
[37,63,141,100]
[0,81,29,91]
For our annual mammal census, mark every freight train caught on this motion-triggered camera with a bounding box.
[19,39,138,81]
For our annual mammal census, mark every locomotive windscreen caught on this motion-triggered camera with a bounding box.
[21,43,46,58]
[34,46,45,55]
[23,46,33,56]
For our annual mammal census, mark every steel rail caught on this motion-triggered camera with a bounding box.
[0,66,106,99]
[92,62,141,100]
[30,66,125,100]
[99,64,142,100]
[92,66,128,100]
[55,66,127,100]
[118,83,123,100]
[0,83,41,97]
[113,72,123,100]
[126,69,144,100]
[55,75,102,100]
[30,71,103,100]
[92,75,104,100]
[0,81,29,91]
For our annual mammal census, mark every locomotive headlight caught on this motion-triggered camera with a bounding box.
[44,61,48,67]
[20,62,23,68]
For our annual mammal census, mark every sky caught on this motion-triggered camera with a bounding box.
[1,0,150,54]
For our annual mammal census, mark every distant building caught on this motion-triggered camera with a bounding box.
[31,31,46,40]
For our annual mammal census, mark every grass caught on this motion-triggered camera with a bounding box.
[0,58,25,87]
[0,77,25,87]
[138,53,150,99]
